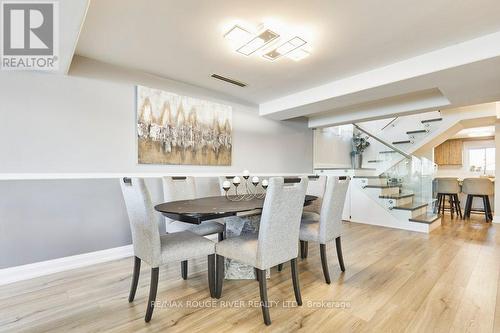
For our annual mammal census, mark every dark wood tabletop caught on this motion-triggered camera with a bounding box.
[155,195,317,224]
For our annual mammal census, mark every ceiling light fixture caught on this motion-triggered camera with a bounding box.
[263,36,306,61]
[236,29,279,56]
[286,48,310,61]
[223,25,252,46]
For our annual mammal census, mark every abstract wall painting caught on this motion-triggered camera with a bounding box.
[136,85,232,165]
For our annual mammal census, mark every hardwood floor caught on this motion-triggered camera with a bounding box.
[1,215,499,332]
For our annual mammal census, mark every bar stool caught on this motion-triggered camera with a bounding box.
[462,178,494,222]
[435,178,462,219]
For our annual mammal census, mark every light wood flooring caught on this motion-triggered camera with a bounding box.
[1,215,499,332]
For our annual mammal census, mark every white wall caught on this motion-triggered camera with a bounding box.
[0,56,313,176]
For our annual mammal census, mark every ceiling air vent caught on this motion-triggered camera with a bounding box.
[211,74,247,87]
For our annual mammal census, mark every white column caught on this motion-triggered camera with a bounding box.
[493,119,500,223]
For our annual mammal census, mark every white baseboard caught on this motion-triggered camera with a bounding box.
[0,245,133,286]
[493,215,500,224]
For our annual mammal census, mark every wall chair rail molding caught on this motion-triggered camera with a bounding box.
[0,173,311,180]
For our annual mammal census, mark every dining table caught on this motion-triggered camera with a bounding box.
[155,193,317,279]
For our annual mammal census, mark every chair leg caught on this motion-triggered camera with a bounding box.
[290,258,302,306]
[128,256,141,302]
[335,236,346,272]
[181,260,188,280]
[254,267,259,281]
[319,244,331,284]
[454,194,463,219]
[449,195,454,219]
[300,240,308,259]
[145,267,159,323]
[441,194,446,216]
[486,196,493,220]
[257,269,271,326]
[435,194,441,214]
[465,195,472,218]
[218,232,224,242]
[208,254,216,298]
[482,196,491,222]
[277,263,283,272]
[215,255,225,299]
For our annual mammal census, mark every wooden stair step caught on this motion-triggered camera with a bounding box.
[409,213,441,224]
[392,202,428,211]
[421,117,443,123]
[379,193,415,199]
[367,160,383,163]
[406,129,427,134]
[379,150,398,154]
[392,140,412,144]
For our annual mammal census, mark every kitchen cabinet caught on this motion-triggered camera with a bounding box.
[434,139,463,165]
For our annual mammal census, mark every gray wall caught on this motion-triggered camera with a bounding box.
[0,57,313,268]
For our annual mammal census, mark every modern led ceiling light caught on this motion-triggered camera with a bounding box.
[223,23,310,61]
[262,36,306,61]
[286,48,310,61]
[236,29,279,56]
[223,25,252,45]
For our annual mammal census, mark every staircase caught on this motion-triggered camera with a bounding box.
[351,175,441,233]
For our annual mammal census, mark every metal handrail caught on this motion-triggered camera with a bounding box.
[353,123,411,158]
[381,117,398,130]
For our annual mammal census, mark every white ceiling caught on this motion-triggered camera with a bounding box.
[75,0,500,107]
[452,126,495,139]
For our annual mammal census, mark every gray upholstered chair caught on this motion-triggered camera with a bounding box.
[435,177,462,219]
[215,177,308,326]
[299,176,350,284]
[163,176,225,279]
[300,175,327,259]
[120,178,216,322]
[462,178,494,221]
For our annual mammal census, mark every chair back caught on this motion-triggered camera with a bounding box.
[162,176,196,202]
[120,178,161,266]
[256,177,308,269]
[318,176,350,243]
[303,175,327,214]
[436,177,460,194]
[462,178,494,195]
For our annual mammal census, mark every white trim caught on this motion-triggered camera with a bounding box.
[0,172,310,180]
[0,245,133,286]
[492,215,500,224]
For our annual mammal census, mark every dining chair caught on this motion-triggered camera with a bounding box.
[299,176,350,284]
[299,175,327,260]
[163,176,225,279]
[435,177,462,219]
[215,176,308,326]
[120,178,216,322]
[462,178,494,222]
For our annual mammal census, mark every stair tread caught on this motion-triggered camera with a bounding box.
[367,160,383,163]
[406,129,427,134]
[421,118,443,123]
[353,176,388,179]
[379,193,415,199]
[379,150,398,154]
[364,184,402,189]
[409,213,441,224]
[392,202,428,211]
[392,140,412,144]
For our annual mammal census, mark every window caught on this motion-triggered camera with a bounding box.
[468,148,495,173]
